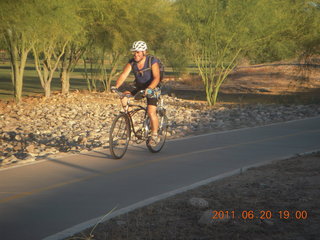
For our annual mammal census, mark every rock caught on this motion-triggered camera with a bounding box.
[8,131,17,140]
[26,144,36,154]
[2,155,19,165]
[188,197,209,209]
[198,210,213,225]
[13,143,23,151]
[21,154,36,162]
[15,135,22,141]
[79,137,87,145]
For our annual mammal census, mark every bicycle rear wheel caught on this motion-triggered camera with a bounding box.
[109,113,131,159]
[146,112,168,153]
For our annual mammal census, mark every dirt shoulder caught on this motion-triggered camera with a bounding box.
[67,152,320,240]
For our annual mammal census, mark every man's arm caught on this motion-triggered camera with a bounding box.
[148,62,160,89]
[115,63,132,88]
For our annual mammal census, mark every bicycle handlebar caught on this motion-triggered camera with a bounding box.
[112,88,145,99]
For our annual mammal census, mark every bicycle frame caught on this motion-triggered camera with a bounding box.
[109,88,167,158]
[120,95,149,141]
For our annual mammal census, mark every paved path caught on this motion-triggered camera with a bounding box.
[0,117,320,240]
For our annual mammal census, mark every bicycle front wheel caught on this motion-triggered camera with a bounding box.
[146,113,168,153]
[109,113,131,159]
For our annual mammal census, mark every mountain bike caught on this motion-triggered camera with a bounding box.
[109,89,168,159]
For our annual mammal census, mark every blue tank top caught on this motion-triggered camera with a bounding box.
[129,55,159,89]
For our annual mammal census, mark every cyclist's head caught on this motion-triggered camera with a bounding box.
[130,41,148,52]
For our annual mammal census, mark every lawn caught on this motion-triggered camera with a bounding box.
[0,60,128,100]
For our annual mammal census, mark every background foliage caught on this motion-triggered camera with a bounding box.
[0,0,320,104]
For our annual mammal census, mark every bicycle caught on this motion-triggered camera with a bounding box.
[109,89,168,159]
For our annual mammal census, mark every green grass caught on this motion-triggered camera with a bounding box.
[0,61,130,100]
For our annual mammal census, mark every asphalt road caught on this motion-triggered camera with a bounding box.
[0,116,319,240]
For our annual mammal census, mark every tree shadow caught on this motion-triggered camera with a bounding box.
[0,130,110,160]
[43,156,106,174]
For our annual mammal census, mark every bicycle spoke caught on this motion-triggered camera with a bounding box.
[109,114,130,159]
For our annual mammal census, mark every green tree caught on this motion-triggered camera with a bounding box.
[59,0,94,94]
[32,0,83,97]
[60,41,87,94]
[84,0,173,92]
[243,0,320,83]
[175,0,256,105]
[85,0,130,92]
[245,0,314,63]
[175,0,316,105]
[33,40,69,98]
[0,0,39,102]
[295,1,320,75]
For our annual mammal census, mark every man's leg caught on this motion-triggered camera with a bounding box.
[147,104,159,135]
[120,91,132,110]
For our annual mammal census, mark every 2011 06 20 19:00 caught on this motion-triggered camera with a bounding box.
[212,210,308,220]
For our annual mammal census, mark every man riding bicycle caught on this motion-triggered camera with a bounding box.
[112,41,161,146]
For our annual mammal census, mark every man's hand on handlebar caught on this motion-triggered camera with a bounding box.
[111,87,147,100]
[145,88,154,98]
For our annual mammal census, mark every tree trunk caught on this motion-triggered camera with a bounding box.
[11,53,28,103]
[60,43,86,94]
[13,68,23,102]
[11,57,22,102]
[212,86,219,106]
[60,68,70,94]
[6,30,30,103]
[33,41,68,98]
[83,56,91,92]
[105,52,121,92]
[44,82,51,98]
[60,44,71,94]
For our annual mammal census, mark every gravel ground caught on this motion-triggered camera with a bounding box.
[66,152,320,240]
[1,91,320,168]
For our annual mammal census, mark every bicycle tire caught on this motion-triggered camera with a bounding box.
[109,113,131,159]
[146,113,168,153]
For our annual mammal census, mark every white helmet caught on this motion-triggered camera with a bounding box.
[130,41,148,51]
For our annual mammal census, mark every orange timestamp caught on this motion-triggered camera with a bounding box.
[212,210,308,220]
